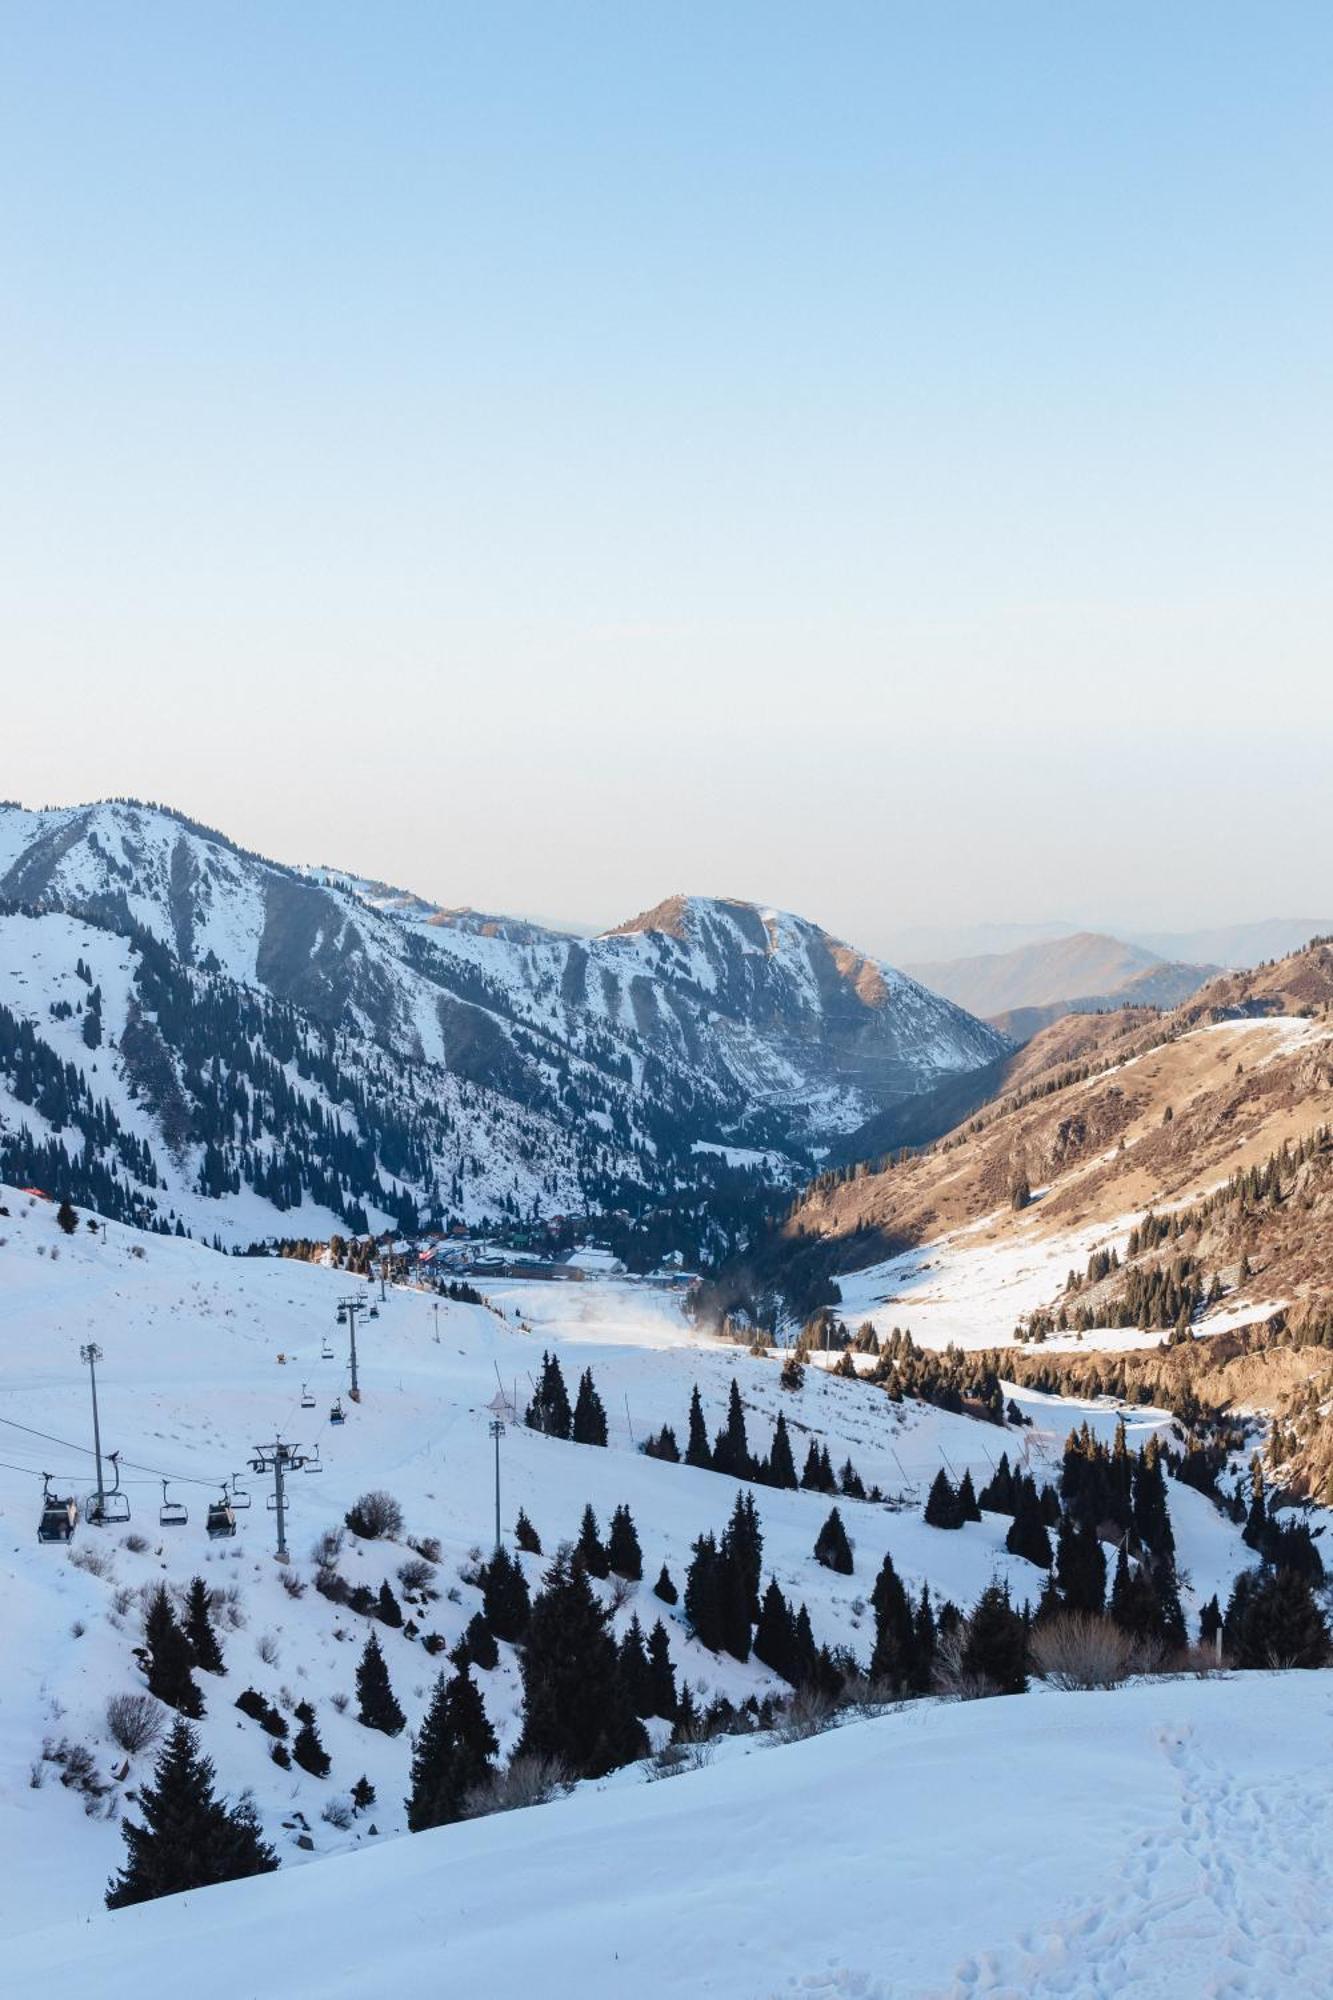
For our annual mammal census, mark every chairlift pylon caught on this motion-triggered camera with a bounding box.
[38,1474,78,1544]
[159,1479,188,1529]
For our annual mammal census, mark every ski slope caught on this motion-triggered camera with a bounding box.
[8,1672,1333,1999]
[0,1185,1276,1956]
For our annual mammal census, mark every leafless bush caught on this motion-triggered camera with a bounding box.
[458,1546,485,1587]
[312,1527,345,1568]
[44,1738,106,1803]
[71,1619,86,1639]
[69,1542,114,1581]
[931,1624,996,1702]
[321,1796,354,1830]
[608,1575,635,1612]
[122,1533,150,1555]
[257,1632,280,1665]
[106,1692,163,1755]
[280,1570,306,1599]
[1031,1614,1136,1692]
[345,1490,403,1540]
[397,1556,436,1596]
[330,1691,349,1713]
[463,1753,571,1819]
[28,1762,44,1790]
[772,1687,837,1743]
[408,1535,442,1564]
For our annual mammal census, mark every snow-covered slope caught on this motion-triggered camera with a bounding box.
[10,1670,1333,1999]
[0,800,1008,1241]
[0,1185,1274,1954]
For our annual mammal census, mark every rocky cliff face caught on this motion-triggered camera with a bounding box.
[0,800,1007,1243]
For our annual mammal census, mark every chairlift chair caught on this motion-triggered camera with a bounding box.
[368,1305,379,1320]
[37,1476,78,1544]
[159,1480,188,1528]
[86,1451,131,1526]
[329,1399,346,1426]
[320,1339,335,1360]
[206,1487,237,1538]
[336,1306,347,1326]
[304,1446,323,1475]
[228,1472,253,1511]
[301,1382,316,1409]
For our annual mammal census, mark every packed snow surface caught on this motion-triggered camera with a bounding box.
[8,1673,1333,1998]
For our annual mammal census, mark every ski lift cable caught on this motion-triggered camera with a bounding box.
[0,1414,228,1489]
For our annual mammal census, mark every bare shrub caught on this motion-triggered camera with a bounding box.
[608,1575,635,1613]
[69,1542,114,1581]
[345,1490,403,1541]
[105,1693,163,1756]
[457,1546,485,1587]
[931,1624,996,1702]
[321,1796,354,1830]
[122,1532,150,1555]
[397,1556,436,1596]
[257,1632,280,1666]
[280,1570,306,1599]
[408,1535,442,1564]
[1031,1613,1135,1692]
[28,1761,44,1789]
[111,1585,135,1617]
[311,1527,345,1568]
[463,1753,571,1819]
[330,1691,349,1714]
[772,1687,836,1744]
[70,1620,86,1639]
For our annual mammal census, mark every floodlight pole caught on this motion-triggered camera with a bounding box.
[489,1418,504,1550]
[80,1343,106,1520]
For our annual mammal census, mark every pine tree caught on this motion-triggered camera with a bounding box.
[406,1665,498,1830]
[962,1583,1028,1695]
[979,1453,1017,1514]
[911,1583,938,1694]
[377,1579,404,1628]
[572,1368,609,1446]
[753,1578,797,1681]
[575,1503,610,1579]
[813,1505,854,1574]
[525,1351,572,1439]
[1005,1484,1053,1568]
[768,1411,798,1489]
[924,1469,961,1529]
[646,1619,678,1718]
[57,1198,78,1235]
[481,1544,531,1641]
[518,1549,648,1778]
[723,1490,763,1622]
[184,1576,224,1676]
[607,1503,643,1581]
[957,1469,981,1522]
[617,1616,654,1718]
[355,1631,405,1735]
[653,1561,678,1605]
[869,1552,915,1690]
[1054,1516,1106,1615]
[106,1718,277,1908]
[685,1385,711,1468]
[684,1534,726,1654]
[712,1378,752,1479]
[1198,1594,1222,1650]
[1224,1567,1328,1669]
[515,1507,542,1555]
[460,1611,499,1671]
[292,1703,331,1779]
[144,1586,204,1718]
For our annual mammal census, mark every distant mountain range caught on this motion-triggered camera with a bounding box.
[903,930,1223,1040]
[0,800,1007,1251]
[888,917,1333,979]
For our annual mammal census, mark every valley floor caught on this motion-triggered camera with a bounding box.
[8,1671,1333,1999]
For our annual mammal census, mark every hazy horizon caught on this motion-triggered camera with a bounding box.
[4,4,1331,945]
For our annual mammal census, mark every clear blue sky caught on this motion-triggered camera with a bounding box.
[3,4,1330,950]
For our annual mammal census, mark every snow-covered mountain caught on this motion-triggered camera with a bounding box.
[0,800,1008,1245]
